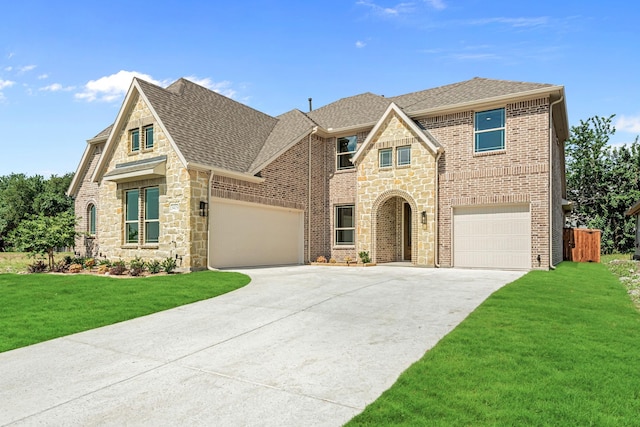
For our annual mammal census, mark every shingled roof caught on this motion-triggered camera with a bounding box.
[90,76,564,180]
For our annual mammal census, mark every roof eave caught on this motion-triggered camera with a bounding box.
[187,162,266,184]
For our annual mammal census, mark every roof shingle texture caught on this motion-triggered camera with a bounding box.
[127,77,558,173]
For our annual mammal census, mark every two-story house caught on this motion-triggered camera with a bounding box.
[67,76,569,270]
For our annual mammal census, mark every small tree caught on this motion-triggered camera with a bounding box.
[9,212,77,269]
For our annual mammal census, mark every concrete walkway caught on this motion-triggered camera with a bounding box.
[0,266,524,426]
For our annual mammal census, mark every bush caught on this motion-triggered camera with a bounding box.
[68,263,83,273]
[329,257,336,264]
[27,260,48,273]
[129,257,146,277]
[358,251,371,264]
[97,264,109,275]
[98,259,111,267]
[51,260,68,273]
[344,256,354,265]
[316,255,327,263]
[109,260,126,276]
[147,259,162,274]
[161,257,177,274]
[85,258,96,268]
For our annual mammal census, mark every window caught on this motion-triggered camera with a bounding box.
[88,204,96,236]
[475,108,505,152]
[335,205,355,245]
[125,190,139,243]
[130,129,140,152]
[337,135,357,170]
[144,187,159,243]
[379,148,392,168]
[397,146,411,166]
[124,187,160,245]
[144,125,154,150]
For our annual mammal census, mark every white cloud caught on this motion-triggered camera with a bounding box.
[0,79,15,90]
[4,66,12,72]
[38,74,49,80]
[184,76,237,98]
[355,40,367,48]
[75,70,160,102]
[424,0,446,10]
[40,83,75,92]
[356,1,415,17]
[18,64,36,73]
[470,17,549,28]
[616,114,640,134]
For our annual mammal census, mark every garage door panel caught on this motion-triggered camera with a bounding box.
[210,199,303,268]
[453,205,530,269]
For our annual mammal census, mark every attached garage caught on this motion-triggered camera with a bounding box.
[209,198,304,268]
[453,204,531,269]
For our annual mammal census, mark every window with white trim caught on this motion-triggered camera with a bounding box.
[474,108,505,153]
[397,146,411,166]
[335,205,355,245]
[337,136,357,170]
[124,187,160,245]
[379,148,392,168]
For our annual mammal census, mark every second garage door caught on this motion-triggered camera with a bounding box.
[453,204,531,269]
[209,198,304,268]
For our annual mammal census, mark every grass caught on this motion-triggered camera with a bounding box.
[347,262,640,426]
[0,271,250,353]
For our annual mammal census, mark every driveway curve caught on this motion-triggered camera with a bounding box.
[0,266,524,426]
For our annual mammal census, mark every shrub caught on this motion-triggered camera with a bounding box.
[161,257,177,274]
[109,260,126,276]
[85,258,96,268]
[51,260,68,273]
[98,259,111,267]
[27,260,48,273]
[97,264,109,275]
[147,259,162,274]
[70,256,85,267]
[129,257,146,277]
[68,263,83,273]
[344,256,354,265]
[358,251,371,264]
[329,257,337,264]
[316,255,327,263]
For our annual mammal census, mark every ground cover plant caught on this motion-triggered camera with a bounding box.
[347,262,640,426]
[0,271,250,353]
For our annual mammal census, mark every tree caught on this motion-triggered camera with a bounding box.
[8,212,77,269]
[566,115,640,253]
[0,173,74,251]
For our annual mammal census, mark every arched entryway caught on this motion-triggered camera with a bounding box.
[371,191,418,264]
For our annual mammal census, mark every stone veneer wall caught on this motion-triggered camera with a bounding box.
[423,97,551,269]
[356,112,437,266]
[97,94,197,270]
[73,142,104,257]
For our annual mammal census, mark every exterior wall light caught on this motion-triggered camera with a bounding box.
[421,211,427,224]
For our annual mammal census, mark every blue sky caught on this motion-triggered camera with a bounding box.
[1,0,639,177]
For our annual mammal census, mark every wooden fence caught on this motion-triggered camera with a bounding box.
[563,228,601,263]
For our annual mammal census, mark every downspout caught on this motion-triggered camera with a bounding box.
[548,95,564,270]
[434,150,442,267]
[308,126,318,263]
[207,170,216,271]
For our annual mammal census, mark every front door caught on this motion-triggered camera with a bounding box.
[403,203,412,261]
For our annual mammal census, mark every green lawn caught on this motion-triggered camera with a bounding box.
[0,271,250,353]
[347,262,640,426]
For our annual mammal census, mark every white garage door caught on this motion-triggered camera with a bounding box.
[453,204,531,269]
[209,198,304,268]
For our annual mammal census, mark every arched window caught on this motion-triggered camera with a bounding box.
[88,204,96,236]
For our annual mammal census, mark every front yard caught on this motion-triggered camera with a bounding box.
[0,271,250,353]
[347,261,640,426]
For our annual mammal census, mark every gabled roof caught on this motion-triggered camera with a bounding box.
[66,125,112,197]
[352,103,443,164]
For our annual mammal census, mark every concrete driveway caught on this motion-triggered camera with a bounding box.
[0,265,524,426]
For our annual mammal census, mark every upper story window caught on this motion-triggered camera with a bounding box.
[335,205,355,245]
[144,125,154,150]
[337,135,357,170]
[397,146,411,166]
[130,129,140,152]
[379,148,392,168]
[474,108,505,153]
